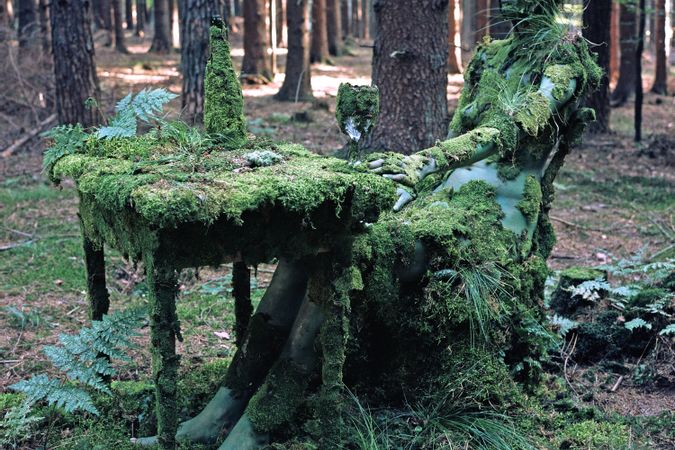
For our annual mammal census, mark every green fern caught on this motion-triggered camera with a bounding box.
[9,307,145,416]
[42,124,89,177]
[0,401,43,448]
[97,88,177,139]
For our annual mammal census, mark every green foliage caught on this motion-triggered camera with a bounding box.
[555,420,632,450]
[624,318,652,331]
[434,262,510,345]
[0,401,43,448]
[10,307,146,415]
[347,390,535,450]
[42,124,88,175]
[97,88,177,139]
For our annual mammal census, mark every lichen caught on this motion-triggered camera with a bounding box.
[203,24,247,145]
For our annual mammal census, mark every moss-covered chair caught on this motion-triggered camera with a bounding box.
[50,2,602,448]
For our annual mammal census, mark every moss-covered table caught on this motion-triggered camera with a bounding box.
[52,143,395,448]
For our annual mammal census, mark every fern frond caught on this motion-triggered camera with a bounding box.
[9,308,145,416]
[132,88,178,121]
[42,124,89,175]
[97,108,137,139]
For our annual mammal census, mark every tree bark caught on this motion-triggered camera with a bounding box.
[18,0,37,52]
[489,0,509,39]
[651,0,668,94]
[95,0,113,46]
[365,0,448,154]
[448,0,461,74]
[150,0,172,53]
[50,0,100,127]
[612,0,637,105]
[112,0,128,52]
[326,0,341,55]
[341,0,350,37]
[125,0,133,28]
[242,0,273,83]
[610,0,619,85]
[474,0,489,43]
[582,0,611,133]
[179,0,220,123]
[136,0,145,36]
[0,0,9,41]
[276,0,286,47]
[360,0,368,39]
[635,0,645,142]
[168,0,176,45]
[38,0,49,53]
[310,0,329,62]
[352,0,360,37]
[275,0,312,101]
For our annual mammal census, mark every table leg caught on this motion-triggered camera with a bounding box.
[82,235,109,321]
[145,256,180,449]
[316,257,351,448]
[232,261,252,347]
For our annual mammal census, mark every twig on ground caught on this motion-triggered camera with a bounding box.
[562,333,579,396]
[549,215,614,233]
[0,240,35,251]
[611,375,624,392]
[1,113,57,158]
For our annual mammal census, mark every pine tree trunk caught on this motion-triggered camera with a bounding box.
[635,0,645,141]
[310,0,329,62]
[651,0,668,94]
[341,0,350,37]
[360,0,368,39]
[136,0,146,36]
[352,0,360,37]
[18,0,37,52]
[38,0,49,53]
[275,0,312,101]
[447,0,461,74]
[365,0,448,154]
[474,0,489,43]
[168,0,176,45]
[125,0,133,29]
[276,0,286,47]
[150,0,172,52]
[0,0,9,41]
[326,0,342,55]
[610,1,620,85]
[582,0,611,133]
[612,1,637,105]
[180,0,220,123]
[242,0,273,83]
[461,0,474,52]
[50,0,100,127]
[489,0,509,39]
[112,0,128,52]
[96,0,113,46]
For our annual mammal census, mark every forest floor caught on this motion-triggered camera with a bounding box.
[0,24,674,449]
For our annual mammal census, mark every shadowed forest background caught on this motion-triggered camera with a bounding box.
[0,0,673,449]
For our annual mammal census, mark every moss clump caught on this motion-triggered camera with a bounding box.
[556,420,632,450]
[517,175,543,224]
[204,23,247,145]
[335,83,379,140]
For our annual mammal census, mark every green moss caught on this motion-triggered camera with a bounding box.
[517,175,543,224]
[0,393,24,414]
[556,420,632,450]
[203,24,247,144]
[247,359,310,433]
[335,84,379,139]
[544,64,578,101]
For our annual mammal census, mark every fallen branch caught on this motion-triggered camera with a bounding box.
[1,113,57,158]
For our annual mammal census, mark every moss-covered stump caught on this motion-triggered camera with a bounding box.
[550,266,607,316]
